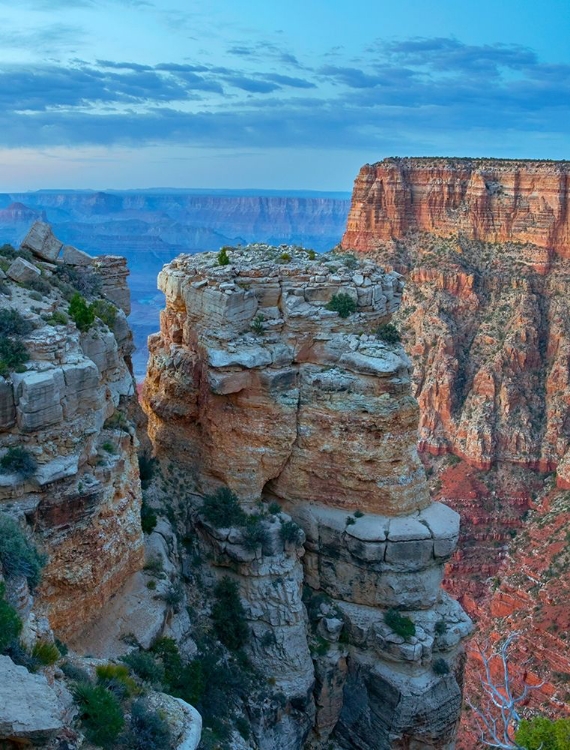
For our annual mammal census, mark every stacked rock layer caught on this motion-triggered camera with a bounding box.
[0,222,143,640]
[143,245,472,749]
[342,157,570,264]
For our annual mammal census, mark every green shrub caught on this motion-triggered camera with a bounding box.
[341,253,358,269]
[101,441,116,454]
[32,640,60,666]
[268,502,282,515]
[0,446,37,478]
[45,310,68,326]
[0,244,17,259]
[326,293,357,318]
[0,514,46,588]
[354,509,364,518]
[251,314,265,334]
[4,640,40,671]
[104,410,130,432]
[212,577,249,651]
[121,650,165,686]
[0,582,22,652]
[143,555,163,576]
[307,249,316,260]
[434,620,447,635]
[73,683,125,748]
[242,516,269,551]
[279,252,291,262]
[345,515,356,526]
[92,299,117,329]
[516,716,570,750]
[141,499,158,535]
[23,275,51,297]
[0,309,34,337]
[279,520,303,544]
[126,699,171,750]
[201,487,246,528]
[68,292,95,332]
[432,658,450,675]
[61,661,91,683]
[375,323,401,344]
[218,247,230,266]
[0,338,29,376]
[383,609,416,639]
[96,663,138,698]
[55,265,101,297]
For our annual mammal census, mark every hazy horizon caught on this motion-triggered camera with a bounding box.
[0,0,568,191]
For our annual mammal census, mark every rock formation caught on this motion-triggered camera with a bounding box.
[341,156,570,738]
[0,221,143,640]
[143,244,472,749]
[341,158,570,476]
[343,157,570,263]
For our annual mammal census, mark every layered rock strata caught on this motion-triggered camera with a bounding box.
[343,158,570,262]
[143,245,472,749]
[341,160,570,476]
[0,222,143,639]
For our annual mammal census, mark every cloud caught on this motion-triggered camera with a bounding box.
[0,37,567,156]
[0,23,86,53]
[264,73,316,89]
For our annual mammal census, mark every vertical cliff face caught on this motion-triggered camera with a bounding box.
[143,244,472,749]
[343,158,570,264]
[341,158,570,734]
[0,222,143,640]
[341,158,570,476]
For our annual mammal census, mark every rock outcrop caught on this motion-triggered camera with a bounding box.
[0,222,143,640]
[143,244,472,749]
[343,158,570,264]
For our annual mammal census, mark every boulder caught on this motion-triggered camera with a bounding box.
[6,257,41,284]
[0,655,63,742]
[62,244,93,266]
[20,221,62,262]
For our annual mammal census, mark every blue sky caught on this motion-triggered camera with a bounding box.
[0,0,569,191]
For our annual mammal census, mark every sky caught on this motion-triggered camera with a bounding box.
[0,0,569,191]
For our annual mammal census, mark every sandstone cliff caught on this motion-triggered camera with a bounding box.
[341,156,570,739]
[343,157,570,263]
[0,221,143,640]
[143,244,472,749]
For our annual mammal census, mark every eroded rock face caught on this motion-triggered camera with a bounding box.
[0,228,143,640]
[342,158,570,263]
[143,245,472,749]
[0,655,63,743]
[341,161,570,475]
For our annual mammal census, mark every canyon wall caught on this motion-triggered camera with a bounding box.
[143,244,472,749]
[341,158,570,475]
[343,158,570,264]
[0,222,143,640]
[341,157,570,738]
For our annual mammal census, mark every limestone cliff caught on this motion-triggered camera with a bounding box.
[143,244,472,749]
[0,221,143,640]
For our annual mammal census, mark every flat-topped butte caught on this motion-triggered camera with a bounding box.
[158,244,404,343]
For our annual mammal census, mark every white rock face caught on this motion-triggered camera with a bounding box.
[6,257,41,283]
[20,221,63,261]
[61,244,94,266]
[0,655,63,742]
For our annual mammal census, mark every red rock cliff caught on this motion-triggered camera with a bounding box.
[342,158,570,267]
